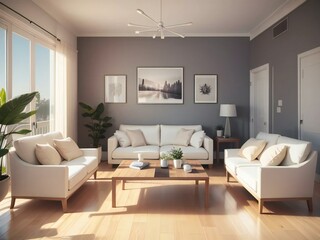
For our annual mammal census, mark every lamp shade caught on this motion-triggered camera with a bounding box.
[220,104,237,117]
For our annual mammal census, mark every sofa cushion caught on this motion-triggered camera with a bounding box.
[160,125,202,146]
[54,137,83,161]
[174,128,194,146]
[160,145,208,160]
[14,134,47,164]
[35,143,62,165]
[120,124,160,146]
[256,132,280,159]
[114,130,131,147]
[61,156,98,174]
[277,136,311,165]
[62,164,87,190]
[239,138,266,161]
[260,144,287,166]
[237,166,259,192]
[43,131,64,146]
[112,146,159,159]
[225,156,261,175]
[126,129,147,147]
[190,130,205,148]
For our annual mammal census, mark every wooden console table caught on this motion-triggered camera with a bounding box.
[215,137,240,163]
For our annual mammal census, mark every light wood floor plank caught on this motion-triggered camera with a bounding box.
[0,161,319,240]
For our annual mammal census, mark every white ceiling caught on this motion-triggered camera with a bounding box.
[32,0,305,39]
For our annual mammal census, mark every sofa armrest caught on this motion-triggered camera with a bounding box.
[258,151,318,198]
[203,136,213,164]
[9,150,69,198]
[108,136,118,163]
[224,148,241,158]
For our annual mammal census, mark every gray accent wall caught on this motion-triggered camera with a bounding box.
[77,37,250,150]
[250,0,320,174]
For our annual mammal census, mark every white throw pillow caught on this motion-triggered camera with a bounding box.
[126,129,147,147]
[114,130,131,147]
[174,128,195,146]
[190,131,205,148]
[239,138,266,161]
[260,144,287,166]
[53,137,83,161]
[35,143,62,165]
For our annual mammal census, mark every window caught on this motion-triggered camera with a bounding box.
[0,27,5,90]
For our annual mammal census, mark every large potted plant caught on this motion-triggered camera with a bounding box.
[0,88,38,202]
[79,102,112,160]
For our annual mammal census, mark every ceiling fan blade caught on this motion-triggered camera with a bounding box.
[164,28,185,38]
[165,22,193,29]
[128,23,154,28]
[137,9,158,25]
[135,28,159,34]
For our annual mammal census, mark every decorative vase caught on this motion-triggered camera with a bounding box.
[217,130,223,137]
[0,175,10,202]
[160,159,168,168]
[173,159,183,169]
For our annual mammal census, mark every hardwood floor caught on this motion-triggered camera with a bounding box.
[1,161,320,240]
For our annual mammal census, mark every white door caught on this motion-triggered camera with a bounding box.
[298,46,320,173]
[250,64,269,137]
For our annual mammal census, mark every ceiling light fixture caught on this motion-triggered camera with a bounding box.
[128,0,192,39]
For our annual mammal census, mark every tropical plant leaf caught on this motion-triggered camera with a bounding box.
[11,129,32,135]
[0,92,38,125]
[0,88,6,106]
[0,149,9,158]
[79,102,93,111]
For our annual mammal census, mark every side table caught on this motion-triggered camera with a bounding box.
[215,137,240,163]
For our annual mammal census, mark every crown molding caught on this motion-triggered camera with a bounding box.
[250,0,306,40]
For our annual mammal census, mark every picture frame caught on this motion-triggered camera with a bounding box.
[105,75,127,103]
[194,74,217,103]
[137,67,183,104]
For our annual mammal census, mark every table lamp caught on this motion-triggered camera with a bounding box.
[220,104,237,138]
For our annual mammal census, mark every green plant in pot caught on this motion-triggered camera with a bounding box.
[79,102,112,160]
[216,125,224,137]
[0,88,38,202]
[160,152,171,168]
[170,147,184,169]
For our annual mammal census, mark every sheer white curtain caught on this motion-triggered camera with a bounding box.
[55,41,78,140]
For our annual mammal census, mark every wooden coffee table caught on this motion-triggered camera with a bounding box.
[111,160,209,208]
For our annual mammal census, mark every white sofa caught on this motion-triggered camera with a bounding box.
[8,132,100,211]
[225,132,317,213]
[108,124,213,165]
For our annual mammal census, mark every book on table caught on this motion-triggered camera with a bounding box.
[129,161,150,170]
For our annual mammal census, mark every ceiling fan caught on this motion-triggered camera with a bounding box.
[128,0,192,39]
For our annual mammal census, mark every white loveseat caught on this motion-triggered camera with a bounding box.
[9,132,100,211]
[225,132,317,213]
[108,124,213,165]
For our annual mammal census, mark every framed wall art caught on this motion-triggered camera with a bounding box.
[137,67,183,104]
[194,74,217,103]
[105,75,127,103]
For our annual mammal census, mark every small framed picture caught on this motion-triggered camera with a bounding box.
[105,75,126,103]
[194,74,217,103]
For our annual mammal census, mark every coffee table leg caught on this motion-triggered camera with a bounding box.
[112,178,116,208]
[195,180,199,185]
[122,180,126,190]
[205,179,209,208]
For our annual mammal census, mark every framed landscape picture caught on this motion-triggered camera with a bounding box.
[194,74,217,103]
[137,67,183,104]
[105,75,126,103]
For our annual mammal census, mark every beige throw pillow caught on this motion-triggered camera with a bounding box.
[260,144,287,166]
[239,138,266,161]
[126,129,147,147]
[114,130,131,147]
[174,128,195,146]
[53,137,83,161]
[35,143,62,165]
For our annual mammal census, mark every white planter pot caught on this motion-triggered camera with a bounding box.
[0,175,10,202]
[173,159,183,169]
[160,159,168,168]
[217,130,223,137]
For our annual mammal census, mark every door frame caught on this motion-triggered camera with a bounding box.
[250,63,270,137]
[298,46,320,139]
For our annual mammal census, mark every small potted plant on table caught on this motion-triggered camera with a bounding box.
[170,147,183,169]
[216,125,224,137]
[160,152,171,168]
